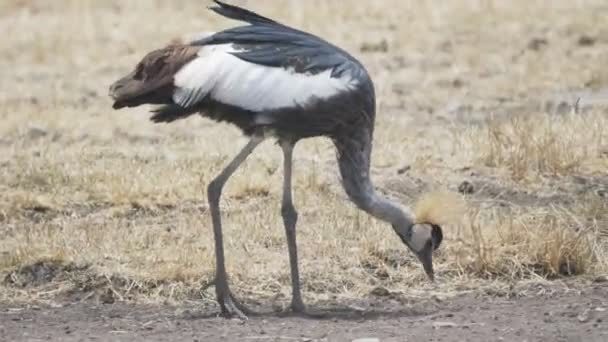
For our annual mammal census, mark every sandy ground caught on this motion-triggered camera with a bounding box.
[2,284,607,342]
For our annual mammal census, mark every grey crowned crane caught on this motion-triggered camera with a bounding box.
[109,1,443,318]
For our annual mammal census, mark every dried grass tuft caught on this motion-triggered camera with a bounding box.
[473,112,606,181]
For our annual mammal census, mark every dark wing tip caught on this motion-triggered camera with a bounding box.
[208,0,223,11]
[208,0,279,25]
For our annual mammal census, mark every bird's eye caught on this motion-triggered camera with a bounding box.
[431,224,443,250]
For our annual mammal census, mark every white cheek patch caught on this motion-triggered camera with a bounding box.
[173,44,358,112]
[410,225,432,253]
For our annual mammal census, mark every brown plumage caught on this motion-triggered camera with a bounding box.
[109,44,199,111]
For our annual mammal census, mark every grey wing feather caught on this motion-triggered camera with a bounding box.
[194,22,362,77]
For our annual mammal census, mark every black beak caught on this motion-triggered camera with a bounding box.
[393,223,442,282]
[416,243,434,281]
[419,223,443,281]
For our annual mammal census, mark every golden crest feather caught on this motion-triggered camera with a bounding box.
[413,191,467,226]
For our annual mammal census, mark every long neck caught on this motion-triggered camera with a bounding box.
[333,130,415,230]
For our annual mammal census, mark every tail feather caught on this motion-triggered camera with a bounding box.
[209,0,279,26]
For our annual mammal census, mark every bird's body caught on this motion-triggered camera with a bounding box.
[110,1,442,319]
[111,5,374,142]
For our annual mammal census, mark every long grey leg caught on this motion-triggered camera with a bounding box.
[280,141,305,312]
[207,136,263,319]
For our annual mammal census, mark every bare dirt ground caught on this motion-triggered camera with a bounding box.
[1,0,608,341]
[2,284,607,342]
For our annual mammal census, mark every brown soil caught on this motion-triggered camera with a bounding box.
[1,284,606,342]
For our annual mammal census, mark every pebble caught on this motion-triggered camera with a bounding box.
[458,181,475,194]
[433,321,458,329]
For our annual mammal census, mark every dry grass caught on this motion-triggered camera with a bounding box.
[473,111,607,181]
[1,0,607,306]
[453,200,606,279]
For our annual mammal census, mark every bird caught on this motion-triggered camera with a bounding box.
[109,0,443,319]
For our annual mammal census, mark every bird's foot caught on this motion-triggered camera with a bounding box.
[217,290,251,320]
[290,298,306,314]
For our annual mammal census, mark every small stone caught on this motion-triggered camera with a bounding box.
[578,35,596,46]
[370,286,391,297]
[458,181,475,194]
[578,309,591,323]
[433,321,458,329]
[99,290,115,304]
[397,165,411,174]
[26,127,48,140]
[593,275,608,283]
[528,37,548,51]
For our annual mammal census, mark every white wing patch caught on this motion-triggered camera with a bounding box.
[173,44,358,112]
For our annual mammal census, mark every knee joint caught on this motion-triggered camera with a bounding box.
[207,179,223,203]
[281,204,298,221]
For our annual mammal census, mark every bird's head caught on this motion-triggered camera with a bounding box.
[392,222,443,281]
[389,191,465,281]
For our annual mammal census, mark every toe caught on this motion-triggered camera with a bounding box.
[219,293,251,320]
[291,302,306,313]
